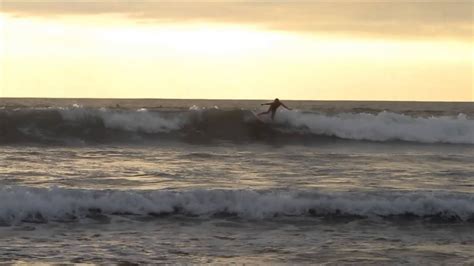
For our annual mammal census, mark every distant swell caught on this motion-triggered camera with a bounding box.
[1,107,473,145]
[0,187,473,225]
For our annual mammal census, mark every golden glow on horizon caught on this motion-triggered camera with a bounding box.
[0,14,472,101]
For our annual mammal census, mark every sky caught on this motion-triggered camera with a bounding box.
[0,1,472,101]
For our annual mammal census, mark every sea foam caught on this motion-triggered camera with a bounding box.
[0,187,472,224]
[277,111,474,144]
[59,107,185,133]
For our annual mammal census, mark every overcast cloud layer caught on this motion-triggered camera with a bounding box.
[1,1,473,40]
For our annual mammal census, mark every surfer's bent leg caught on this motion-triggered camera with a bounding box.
[258,106,272,116]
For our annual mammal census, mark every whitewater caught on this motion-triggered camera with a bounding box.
[2,104,474,144]
[1,187,473,223]
[0,99,473,264]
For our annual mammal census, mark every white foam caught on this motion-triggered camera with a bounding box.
[0,187,472,223]
[59,107,185,133]
[188,105,219,111]
[277,111,474,144]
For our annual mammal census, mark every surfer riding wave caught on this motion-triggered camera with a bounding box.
[258,98,292,120]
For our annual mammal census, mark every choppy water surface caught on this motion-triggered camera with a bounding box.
[0,99,473,264]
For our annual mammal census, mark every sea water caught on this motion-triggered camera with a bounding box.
[0,98,473,264]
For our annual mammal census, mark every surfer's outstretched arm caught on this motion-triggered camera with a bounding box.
[261,102,272,106]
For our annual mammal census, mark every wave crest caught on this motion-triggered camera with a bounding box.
[59,107,184,133]
[1,107,473,144]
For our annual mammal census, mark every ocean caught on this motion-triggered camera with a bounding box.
[0,98,473,264]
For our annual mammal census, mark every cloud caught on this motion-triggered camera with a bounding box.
[2,1,472,41]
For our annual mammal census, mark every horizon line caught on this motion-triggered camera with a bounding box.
[1,97,472,103]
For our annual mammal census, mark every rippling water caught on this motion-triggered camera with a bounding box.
[0,99,473,264]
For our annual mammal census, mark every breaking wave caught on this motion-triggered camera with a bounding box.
[1,107,473,144]
[277,111,474,144]
[0,187,473,225]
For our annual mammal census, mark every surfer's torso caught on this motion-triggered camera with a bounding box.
[270,101,282,111]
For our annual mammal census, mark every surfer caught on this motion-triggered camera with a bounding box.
[258,98,292,120]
